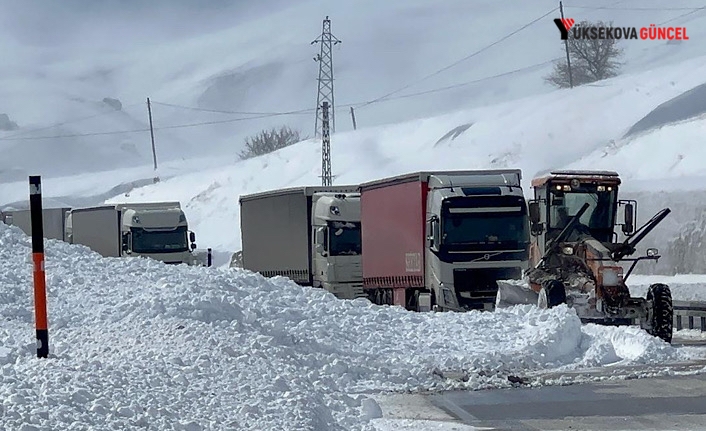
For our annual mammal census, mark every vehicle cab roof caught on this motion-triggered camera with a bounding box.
[531,170,621,188]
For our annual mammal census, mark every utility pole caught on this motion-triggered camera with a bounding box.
[350,106,357,130]
[559,1,574,88]
[146,97,159,183]
[321,101,332,186]
[312,16,341,137]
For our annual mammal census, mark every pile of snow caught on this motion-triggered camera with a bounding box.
[629,274,706,301]
[2,223,705,429]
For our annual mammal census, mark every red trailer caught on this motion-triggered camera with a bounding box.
[360,170,529,312]
[361,175,428,307]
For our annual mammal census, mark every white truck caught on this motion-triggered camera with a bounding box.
[237,186,364,299]
[1,207,71,240]
[64,202,207,266]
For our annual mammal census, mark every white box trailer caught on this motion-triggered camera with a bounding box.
[1,207,71,240]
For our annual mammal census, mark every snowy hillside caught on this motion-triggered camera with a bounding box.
[1,0,706,179]
[2,222,706,430]
[2,1,706,269]
[92,54,706,270]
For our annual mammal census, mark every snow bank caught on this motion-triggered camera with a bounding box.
[629,274,706,301]
[0,223,704,430]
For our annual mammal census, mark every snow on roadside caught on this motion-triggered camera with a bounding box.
[1,222,705,430]
[370,419,486,431]
[629,274,706,301]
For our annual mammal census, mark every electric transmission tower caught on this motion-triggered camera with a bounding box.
[312,16,341,138]
[320,101,332,186]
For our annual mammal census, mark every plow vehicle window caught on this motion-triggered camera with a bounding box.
[549,188,615,231]
[131,226,189,253]
[328,221,361,256]
[441,210,526,245]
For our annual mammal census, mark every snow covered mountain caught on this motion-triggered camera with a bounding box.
[1,0,706,177]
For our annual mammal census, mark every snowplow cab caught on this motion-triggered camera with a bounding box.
[527,170,632,266]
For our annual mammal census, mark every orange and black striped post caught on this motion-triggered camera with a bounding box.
[29,176,49,358]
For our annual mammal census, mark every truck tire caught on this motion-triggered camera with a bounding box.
[537,280,566,309]
[647,283,673,343]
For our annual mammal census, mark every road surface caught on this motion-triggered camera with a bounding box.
[374,355,706,430]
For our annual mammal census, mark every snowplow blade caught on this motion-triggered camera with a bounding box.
[496,281,539,308]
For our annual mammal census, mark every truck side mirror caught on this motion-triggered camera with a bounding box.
[528,201,544,235]
[189,231,196,243]
[623,203,634,235]
[191,243,197,251]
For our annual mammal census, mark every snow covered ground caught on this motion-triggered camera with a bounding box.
[630,274,706,301]
[2,221,706,430]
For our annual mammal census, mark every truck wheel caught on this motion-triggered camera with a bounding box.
[647,283,673,343]
[537,280,566,309]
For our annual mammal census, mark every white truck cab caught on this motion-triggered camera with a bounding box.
[311,192,363,299]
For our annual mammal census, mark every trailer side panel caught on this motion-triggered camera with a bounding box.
[70,208,121,257]
[361,179,426,290]
[240,191,312,284]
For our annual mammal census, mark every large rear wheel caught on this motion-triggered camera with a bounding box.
[647,283,673,343]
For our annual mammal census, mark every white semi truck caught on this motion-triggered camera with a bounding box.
[65,202,207,266]
[237,186,364,299]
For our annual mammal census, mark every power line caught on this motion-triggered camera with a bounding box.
[350,58,561,103]
[567,5,706,11]
[0,110,328,141]
[353,6,559,109]
[0,128,151,141]
[658,6,706,25]
[0,102,143,139]
[150,101,314,116]
[147,59,561,116]
[0,59,564,142]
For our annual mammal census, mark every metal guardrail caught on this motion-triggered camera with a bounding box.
[673,300,706,331]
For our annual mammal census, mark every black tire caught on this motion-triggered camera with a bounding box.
[647,283,673,343]
[538,280,567,308]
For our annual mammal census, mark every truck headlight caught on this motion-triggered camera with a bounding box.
[600,267,622,287]
[562,246,574,255]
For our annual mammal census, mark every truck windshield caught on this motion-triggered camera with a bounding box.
[442,209,526,246]
[132,226,189,254]
[328,221,361,256]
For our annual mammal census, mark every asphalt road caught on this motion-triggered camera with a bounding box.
[427,359,706,431]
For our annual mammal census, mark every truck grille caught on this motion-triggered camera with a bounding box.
[453,268,521,309]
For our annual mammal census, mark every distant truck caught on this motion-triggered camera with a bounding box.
[238,186,364,299]
[64,202,207,266]
[359,170,530,312]
[1,207,71,240]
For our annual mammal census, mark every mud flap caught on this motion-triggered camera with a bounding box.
[495,281,539,308]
